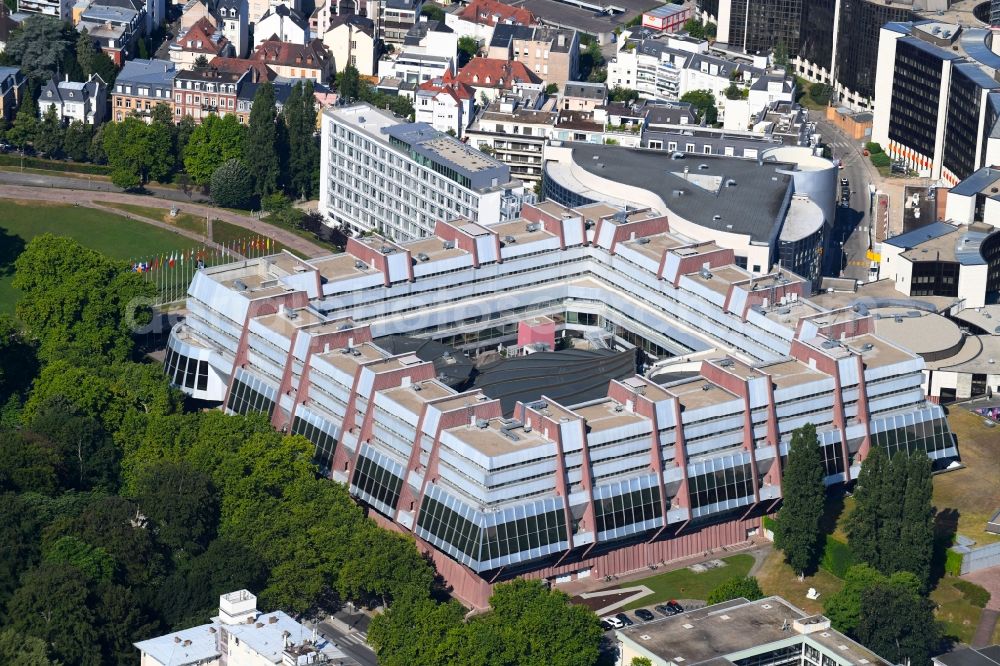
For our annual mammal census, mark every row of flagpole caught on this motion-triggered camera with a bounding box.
[131,234,276,306]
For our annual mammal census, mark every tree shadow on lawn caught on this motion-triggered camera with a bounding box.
[0,227,26,280]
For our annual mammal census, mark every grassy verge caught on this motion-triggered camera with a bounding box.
[0,200,201,314]
[756,549,844,615]
[934,408,1000,544]
[618,554,754,610]
[933,577,989,644]
[210,219,303,258]
[102,202,209,236]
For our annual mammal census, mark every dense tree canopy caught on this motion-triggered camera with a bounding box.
[184,113,246,185]
[243,82,281,198]
[210,158,254,208]
[681,89,718,125]
[3,16,77,83]
[707,576,764,605]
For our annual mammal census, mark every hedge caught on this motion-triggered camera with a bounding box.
[0,153,112,175]
[945,549,964,577]
[953,580,990,608]
[870,152,891,168]
[864,142,884,155]
[820,536,855,578]
[762,515,777,531]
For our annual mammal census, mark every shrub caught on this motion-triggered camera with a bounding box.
[870,152,891,168]
[819,536,855,578]
[944,549,964,577]
[707,576,764,605]
[953,580,990,608]
[210,159,253,209]
[762,515,777,531]
[864,142,884,154]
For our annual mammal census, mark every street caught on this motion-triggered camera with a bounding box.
[814,113,879,283]
[308,611,377,666]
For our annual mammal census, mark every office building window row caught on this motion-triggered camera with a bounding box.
[352,452,404,511]
[871,411,951,457]
[688,463,754,511]
[291,415,338,471]
[226,373,276,417]
[417,494,481,561]
[594,484,663,534]
[480,507,567,562]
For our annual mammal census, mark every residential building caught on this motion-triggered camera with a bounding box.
[323,14,377,76]
[403,17,458,64]
[618,596,892,666]
[17,0,74,20]
[872,20,1000,185]
[179,0,213,31]
[246,0,300,25]
[79,3,143,65]
[168,16,234,66]
[379,0,421,45]
[453,57,543,102]
[208,55,276,80]
[38,74,107,124]
[444,0,536,45]
[378,50,453,84]
[641,2,691,32]
[319,103,532,239]
[172,66,250,121]
[414,76,475,137]
[253,3,307,48]
[487,24,578,90]
[252,38,331,82]
[0,66,26,122]
[235,76,297,122]
[465,91,555,182]
[164,192,954,608]
[560,81,605,111]
[135,590,346,666]
[215,0,249,57]
[112,58,177,121]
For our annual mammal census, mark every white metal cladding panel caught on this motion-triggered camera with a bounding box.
[499,237,560,259]
[374,393,421,426]
[280,271,319,298]
[681,402,744,427]
[747,375,770,408]
[869,391,925,415]
[245,350,283,382]
[686,450,751,477]
[755,445,776,461]
[775,395,833,419]
[753,424,768,440]
[616,245,661,274]
[279,393,294,412]
[780,412,835,434]
[439,430,493,470]
[387,252,410,282]
[486,476,562,504]
[865,356,924,382]
[565,468,582,484]
[727,287,748,317]
[486,460,558,487]
[421,408,441,437]
[655,400,677,428]
[474,235,499,263]
[190,271,250,324]
[745,308,797,342]
[817,428,842,446]
[557,420,584,452]
[663,465,684,483]
[372,424,413,459]
[773,378,834,403]
[677,274,727,307]
[866,374,923,397]
[322,272,384,296]
[844,422,866,441]
[489,442,557,470]
[799,320,819,339]
[591,456,650,480]
[682,413,743,438]
[842,387,860,403]
[296,406,341,440]
[188,299,244,340]
[293,330,312,359]
[563,220,585,246]
[686,431,745,457]
[588,438,654,464]
[305,367,352,405]
[661,252,681,282]
[595,222,616,249]
[234,367,279,398]
[248,328,289,364]
[838,356,860,386]
[355,367,376,399]
[413,253,472,278]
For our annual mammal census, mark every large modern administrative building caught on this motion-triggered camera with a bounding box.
[165,195,956,607]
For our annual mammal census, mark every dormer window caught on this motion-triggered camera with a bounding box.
[47,91,53,97]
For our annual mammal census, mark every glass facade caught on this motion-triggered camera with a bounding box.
[888,39,946,161]
[688,460,755,516]
[164,346,209,392]
[727,0,802,57]
[351,448,404,514]
[909,261,959,298]
[871,409,951,457]
[943,66,985,181]
[779,225,824,285]
[836,0,914,102]
[541,168,598,208]
[593,477,663,538]
[733,644,803,666]
[798,0,836,74]
[417,494,482,563]
[226,372,277,417]
[480,506,568,565]
[291,413,338,471]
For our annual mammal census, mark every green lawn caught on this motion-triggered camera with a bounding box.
[0,201,201,313]
[620,554,754,610]
[210,219,303,257]
[102,202,209,236]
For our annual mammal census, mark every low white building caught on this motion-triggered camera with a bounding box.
[253,3,307,48]
[377,50,453,84]
[38,74,106,124]
[135,590,345,666]
[414,77,475,137]
[323,14,377,76]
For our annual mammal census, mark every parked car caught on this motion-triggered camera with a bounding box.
[655,604,678,616]
[635,608,656,622]
[602,616,624,629]
[600,619,616,631]
[615,612,634,626]
[667,600,684,613]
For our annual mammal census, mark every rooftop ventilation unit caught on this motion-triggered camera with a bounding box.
[504,235,517,243]
[417,252,430,261]
[338,323,352,331]
[822,340,838,349]
[698,163,709,170]
[671,151,684,159]
[861,343,874,351]
[719,359,734,367]
[699,268,713,279]
[234,279,248,291]
[380,246,394,254]
[283,306,298,320]
[354,260,367,270]
[442,240,455,250]
[476,419,489,428]
[523,424,533,433]
[413,384,422,391]
[713,214,722,221]
[894,315,903,323]
[526,223,540,232]
[726,179,736,187]
[776,306,791,315]
[528,400,548,409]
[637,237,651,245]
[613,402,624,412]
[351,349,362,357]
[701,384,712,391]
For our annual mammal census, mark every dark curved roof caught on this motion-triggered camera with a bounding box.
[470,348,637,416]
[374,335,474,386]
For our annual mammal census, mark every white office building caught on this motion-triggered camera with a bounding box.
[319,103,532,240]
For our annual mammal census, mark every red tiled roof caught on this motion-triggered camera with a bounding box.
[418,77,475,103]
[177,17,230,54]
[208,56,277,81]
[252,39,330,69]
[457,0,535,26]
[451,57,542,89]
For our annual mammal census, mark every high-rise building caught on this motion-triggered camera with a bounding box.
[318,103,532,241]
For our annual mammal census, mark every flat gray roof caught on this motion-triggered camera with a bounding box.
[565,143,793,243]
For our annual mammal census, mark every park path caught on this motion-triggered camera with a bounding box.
[0,180,329,259]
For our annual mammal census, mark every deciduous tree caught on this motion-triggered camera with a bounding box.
[63,120,95,161]
[210,158,253,208]
[137,460,218,554]
[774,423,825,575]
[856,580,940,666]
[184,113,245,185]
[243,81,280,197]
[3,16,77,83]
[707,575,764,604]
[681,89,718,124]
[34,104,65,158]
[0,628,57,665]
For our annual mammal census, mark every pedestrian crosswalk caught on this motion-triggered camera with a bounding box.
[847,260,869,267]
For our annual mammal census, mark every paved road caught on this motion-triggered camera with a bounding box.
[815,115,878,282]
[0,176,331,258]
[0,168,212,203]
[313,617,377,666]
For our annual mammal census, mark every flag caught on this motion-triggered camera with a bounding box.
[169,252,176,268]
